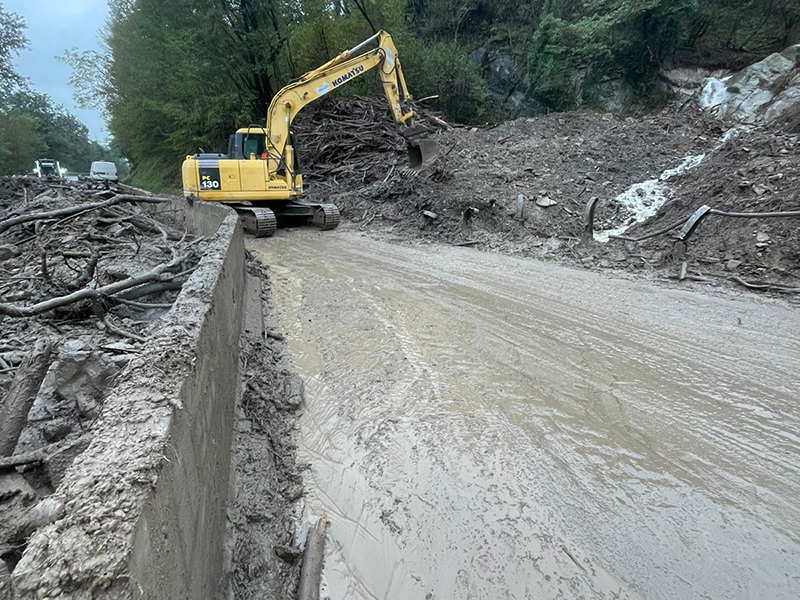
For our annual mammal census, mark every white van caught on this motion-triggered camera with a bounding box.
[90,161,118,181]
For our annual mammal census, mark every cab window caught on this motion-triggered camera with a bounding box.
[242,134,266,159]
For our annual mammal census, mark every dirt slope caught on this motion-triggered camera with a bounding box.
[299,98,719,248]
[296,98,799,294]
[617,126,800,285]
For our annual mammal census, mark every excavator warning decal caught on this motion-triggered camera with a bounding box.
[199,167,221,190]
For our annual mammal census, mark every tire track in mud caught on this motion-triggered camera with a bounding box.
[249,230,800,600]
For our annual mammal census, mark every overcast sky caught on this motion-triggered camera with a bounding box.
[7,0,109,141]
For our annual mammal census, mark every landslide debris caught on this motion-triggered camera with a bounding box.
[297,96,719,253]
[224,259,304,600]
[613,126,800,289]
[296,97,799,294]
[0,177,204,577]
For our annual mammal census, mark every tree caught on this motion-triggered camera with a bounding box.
[527,0,699,109]
[528,1,573,110]
[0,111,46,175]
[0,2,27,99]
[3,90,108,173]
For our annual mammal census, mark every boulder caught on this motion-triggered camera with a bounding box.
[700,44,800,125]
[585,77,634,113]
[487,54,518,92]
[54,340,121,419]
[469,47,487,67]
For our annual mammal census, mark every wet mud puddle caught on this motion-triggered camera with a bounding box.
[249,230,800,600]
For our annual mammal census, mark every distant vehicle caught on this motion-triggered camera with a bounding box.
[33,158,65,179]
[90,161,118,181]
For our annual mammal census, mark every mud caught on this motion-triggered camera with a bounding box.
[610,126,800,287]
[224,260,304,600]
[302,107,720,252]
[250,230,800,600]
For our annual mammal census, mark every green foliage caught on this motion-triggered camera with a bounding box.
[2,90,109,173]
[0,2,27,99]
[527,7,572,110]
[567,0,698,71]
[64,0,491,188]
[527,0,699,109]
[0,4,117,175]
[122,156,179,193]
[58,0,800,188]
[60,48,111,114]
[399,34,491,122]
[0,111,46,175]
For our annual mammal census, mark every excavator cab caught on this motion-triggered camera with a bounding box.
[227,129,268,160]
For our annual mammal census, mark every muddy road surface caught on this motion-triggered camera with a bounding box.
[249,231,799,600]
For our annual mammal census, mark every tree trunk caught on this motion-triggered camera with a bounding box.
[0,339,54,457]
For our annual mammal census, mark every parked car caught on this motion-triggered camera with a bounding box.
[90,161,118,182]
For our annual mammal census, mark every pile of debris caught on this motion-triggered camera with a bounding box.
[295,96,445,183]
[0,177,202,581]
[296,96,799,293]
[608,125,800,290]
[297,97,718,253]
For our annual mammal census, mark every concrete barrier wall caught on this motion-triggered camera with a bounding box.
[145,197,232,237]
[12,203,244,599]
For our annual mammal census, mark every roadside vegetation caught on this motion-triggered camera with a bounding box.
[4,1,798,187]
[0,4,122,176]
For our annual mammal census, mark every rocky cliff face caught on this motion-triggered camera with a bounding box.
[472,43,800,122]
[700,44,800,127]
[470,47,636,115]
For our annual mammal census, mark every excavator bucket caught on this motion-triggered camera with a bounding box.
[407,138,440,169]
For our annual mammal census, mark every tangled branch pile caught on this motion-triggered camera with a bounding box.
[294,96,445,183]
[0,179,200,328]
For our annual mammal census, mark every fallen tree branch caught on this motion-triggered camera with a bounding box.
[103,317,147,343]
[0,339,53,456]
[113,278,187,301]
[0,448,46,471]
[68,246,99,290]
[607,208,800,244]
[297,517,328,600]
[0,194,169,235]
[731,276,800,293]
[0,439,84,472]
[109,297,174,310]
[0,255,188,317]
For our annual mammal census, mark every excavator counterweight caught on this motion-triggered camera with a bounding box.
[181,30,438,237]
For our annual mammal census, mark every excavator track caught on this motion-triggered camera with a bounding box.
[235,206,277,238]
[312,204,341,230]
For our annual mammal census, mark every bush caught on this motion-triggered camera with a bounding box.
[527,0,699,110]
[398,35,492,123]
[528,10,574,110]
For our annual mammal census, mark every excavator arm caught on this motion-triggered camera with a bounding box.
[264,30,435,168]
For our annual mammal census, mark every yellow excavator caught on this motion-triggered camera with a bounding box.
[181,30,438,237]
